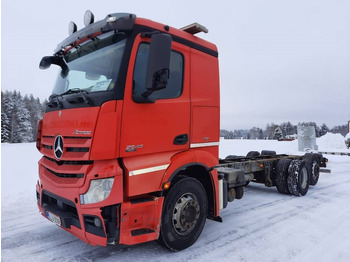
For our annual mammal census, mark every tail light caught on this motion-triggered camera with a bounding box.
[36,119,43,151]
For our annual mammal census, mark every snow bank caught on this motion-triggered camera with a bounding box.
[317,132,347,151]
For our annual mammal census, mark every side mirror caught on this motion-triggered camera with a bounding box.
[39,56,52,70]
[142,33,172,99]
[39,56,69,78]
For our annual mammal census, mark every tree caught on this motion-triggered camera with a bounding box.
[320,123,329,136]
[330,125,348,136]
[273,126,283,140]
[1,91,12,142]
[249,127,263,139]
[24,94,44,141]
[280,121,297,137]
[264,123,276,140]
[1,90,44,143]
[1,91,16,143]
[11,92,33,143]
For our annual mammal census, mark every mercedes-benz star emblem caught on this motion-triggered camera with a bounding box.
[54,135,64,159]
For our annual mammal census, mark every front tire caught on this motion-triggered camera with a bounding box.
[159,177,208,251]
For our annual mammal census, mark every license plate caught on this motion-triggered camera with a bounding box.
[46,211,61,227]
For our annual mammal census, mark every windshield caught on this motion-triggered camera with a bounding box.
[52,32,127,96]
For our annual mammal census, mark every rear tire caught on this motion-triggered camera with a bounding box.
[261,150,276,156]
[225,155,239,160]
[235,186,244,199]
[275,159,292,194]
[303,154,320,186]
[287,160,310,196]
[246,151,260,157]
[158,177,207,251]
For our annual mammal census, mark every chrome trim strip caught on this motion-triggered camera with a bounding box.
[129,164,170,176]
[190,142,220,148]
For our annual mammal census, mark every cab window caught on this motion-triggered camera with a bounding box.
[133,43,184,100]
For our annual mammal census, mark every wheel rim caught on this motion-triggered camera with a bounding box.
[300,167,308,189]
[172,193,200,235]
[312,160,319,179]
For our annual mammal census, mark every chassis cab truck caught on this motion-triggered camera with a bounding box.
[36,12,221,251]
[36,11,327,251]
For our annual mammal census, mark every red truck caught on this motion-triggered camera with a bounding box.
[36,11,327,251]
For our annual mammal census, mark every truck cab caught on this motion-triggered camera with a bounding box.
[36,11,220,250]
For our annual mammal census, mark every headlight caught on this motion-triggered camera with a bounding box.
[80,178,114,204]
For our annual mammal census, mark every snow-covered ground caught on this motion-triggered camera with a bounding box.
[2,135,350,261]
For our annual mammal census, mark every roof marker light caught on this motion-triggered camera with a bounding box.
[68,21,77,35]
[84,10,94,26]
[107,16,117,23]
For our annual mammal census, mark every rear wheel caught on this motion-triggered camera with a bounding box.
[246,151,260,157]
[261,150,276,156]
[158,177,207,251]
[303,154,320,186]
[275,159,292,194]
[225,155,238,160]
[287,160,310,196]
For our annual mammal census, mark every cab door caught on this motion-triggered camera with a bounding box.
[120,34,191,196]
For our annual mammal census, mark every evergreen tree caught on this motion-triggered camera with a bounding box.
[264,123,276,140]
[1,90,43,143]
[24,94,44,140]
[273,126,283,140]
[320,123,329,136]
[330,125,347,136]
[1,91,15,142]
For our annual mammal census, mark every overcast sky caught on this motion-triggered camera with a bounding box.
[2,0,349,130]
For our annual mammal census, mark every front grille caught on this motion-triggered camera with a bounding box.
[44,156,93,166]
[40,135,93,182]
[44,166,84,178]
[41,135,92,161]
[66,147,89,152]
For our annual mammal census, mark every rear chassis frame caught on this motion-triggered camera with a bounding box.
[216,153,327,188]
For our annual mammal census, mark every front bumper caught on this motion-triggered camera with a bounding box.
[36,158,124,246]
[36,186,121,246]
[36,156,165,247]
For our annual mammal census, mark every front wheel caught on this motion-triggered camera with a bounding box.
[158,177,207,251]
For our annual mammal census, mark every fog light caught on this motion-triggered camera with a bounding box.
[94,217,102,227]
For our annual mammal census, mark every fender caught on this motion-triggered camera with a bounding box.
[160,148,220,216]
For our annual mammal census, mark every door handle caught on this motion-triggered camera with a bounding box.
[173,134,188,145]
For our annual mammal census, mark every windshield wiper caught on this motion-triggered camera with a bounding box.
[60,88,91,105]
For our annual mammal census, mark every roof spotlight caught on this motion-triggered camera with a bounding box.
[68,21,77,35]
[84,10,95,26]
